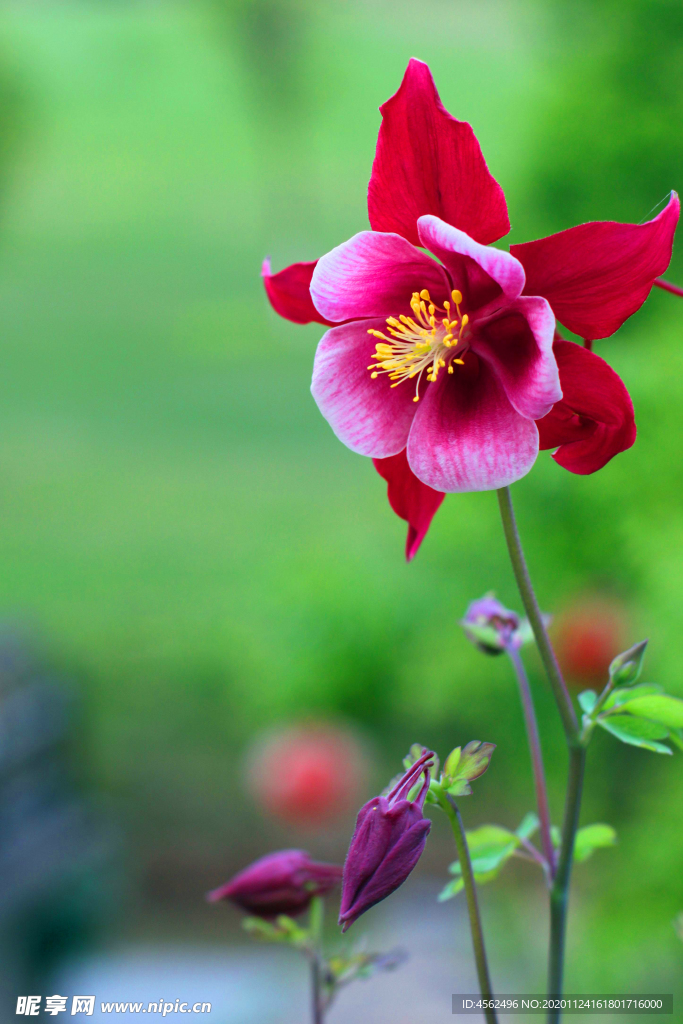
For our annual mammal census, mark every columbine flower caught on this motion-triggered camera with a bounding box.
[264,59,679,557]
[338,749,434,931]
[207,850,342,918]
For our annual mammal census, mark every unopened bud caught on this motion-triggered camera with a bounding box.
[609,639,648,686]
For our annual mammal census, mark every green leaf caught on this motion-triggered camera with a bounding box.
[598,714,672,754]
[438,877,465,901]
[551,825,561,848]
[603,683,663,710]
[242,915,308,946]
[618,694,683,729]
[443,746,461,779]
[578,690,598,713]
[574,824,617,862]
[516,812,540,841]
[467,824,519,852]
[449,825,519,878]
[668,729,683,752]
[443,741,496,796]
[441,820,542,900]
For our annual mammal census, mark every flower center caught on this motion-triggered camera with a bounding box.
[367,289,469,402]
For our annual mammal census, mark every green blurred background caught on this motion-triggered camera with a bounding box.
[0,0,682,1013]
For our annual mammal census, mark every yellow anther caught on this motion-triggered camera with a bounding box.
[367,284,469,393]
[413,396,420,402]
[461,314,469,327]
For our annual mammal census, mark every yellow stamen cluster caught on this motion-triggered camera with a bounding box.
[367,289,469,402]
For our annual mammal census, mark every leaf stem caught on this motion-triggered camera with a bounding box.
[435,787,498,1024]
[654,276,683,298]
[506,645,556,877]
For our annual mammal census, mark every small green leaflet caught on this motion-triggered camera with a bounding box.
[602,683,663,710]
[442,741,496,797]
[587,682,683,754]
[618,693,683,729]
[573,824,617,862]
[549,823,617,861]
[598,714,672,754]
[439,816,539,902]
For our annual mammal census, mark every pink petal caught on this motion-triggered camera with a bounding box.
[368,59,510,247]
[406,350,539,492]
[262,258,334,326]
[373,450,445,561]
[511,192,680,341]
[417,215,525,310]
[537,340,636,474]
[311,320,418,458]
[471,296,560,421]
[310,231,450,324]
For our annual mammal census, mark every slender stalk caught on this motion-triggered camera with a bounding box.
[507,645,556,876]
[548,746,585,1011]
[436,787,498,1024]
[496,485,585,1021]
[311,959,323,1024]
[496,487,577,742]
[308,896,325,1024]
[654,276,683,298]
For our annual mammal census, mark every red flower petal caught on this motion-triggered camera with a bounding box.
[373,450,445,561]
[472,295,560,422]
[311,320,418,458]
[262,257,335,326]
[367,59,510,248]
[407,350,539,493]
[511,192,680,341]
[310,230,450,323]
[537,340,636,474]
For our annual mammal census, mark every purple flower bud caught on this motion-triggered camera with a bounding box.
[461,593,521,655]
[207,850,343,918]
[338,750,434,931]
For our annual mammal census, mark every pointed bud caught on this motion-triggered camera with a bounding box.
[207,850,342,918]
[609,639,648,686]
[338,750,434,931]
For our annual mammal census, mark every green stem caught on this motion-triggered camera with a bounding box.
[496,486,585,1021]
[496,487,578,742]
[548,746,585,1012]
[436,787,498,1024]
[308,896,325,1024]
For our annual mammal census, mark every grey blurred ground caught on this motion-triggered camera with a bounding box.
[52,883,493,1023]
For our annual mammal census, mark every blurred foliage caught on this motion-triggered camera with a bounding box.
[0,0,680,997]
[521,0,683,276]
